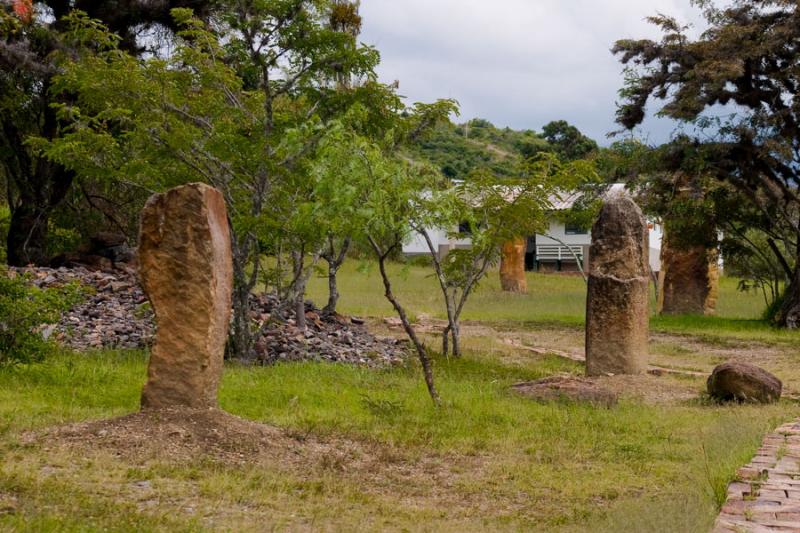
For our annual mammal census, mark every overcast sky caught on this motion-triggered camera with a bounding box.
[359,0,706,146]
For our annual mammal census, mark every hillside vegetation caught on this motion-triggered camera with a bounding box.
[409,119,546,180]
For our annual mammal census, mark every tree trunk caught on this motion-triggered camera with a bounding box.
[369,237,440,405]
[778,263,800,328]
[449,322,460,357]
[295,292,306,330]
[5,160,73,267]
[287,245,323,329]
[7,200,50,266]
[227,233,258,359]
[440,296,460,357]
[414,226,460,358]
[324,264,340,315]
[229,262,254,359]
[322,236,350,315]
[442,323,459,357]
[3,81,74,266]
[441,302,462,357]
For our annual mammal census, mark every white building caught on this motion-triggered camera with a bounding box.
[403,184,663,273]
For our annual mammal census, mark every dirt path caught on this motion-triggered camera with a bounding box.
[714,418,800,532]
[379,316,800,392]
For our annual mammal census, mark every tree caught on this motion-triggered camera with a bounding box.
[0,0,217,266]
[317,0,360,316]
[613,0,800,326]
[412,154,598,357]
[35,4,379,357]
[313,126,444,404]
[541,120,598,162]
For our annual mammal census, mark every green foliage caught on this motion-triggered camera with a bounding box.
[722,228,790,315]
[45,223,82,258]
[0,267,82,364]
[541,120,598,161]
[453,154,598,247]
[0,0,221,265]
[594,138,655,184]
[408,117,600,188]
[411,122,515,180]
[410,119,550,180]
[613,1,800,325]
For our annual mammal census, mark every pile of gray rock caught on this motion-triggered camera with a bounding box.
[249,294,407,367]
[11,266,407,367]
[11,265,154,351]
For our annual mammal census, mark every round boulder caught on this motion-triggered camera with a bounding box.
[707,361,782,404]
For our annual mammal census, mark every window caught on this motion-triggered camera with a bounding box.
[564,223,588,235]
[458,221,472,235]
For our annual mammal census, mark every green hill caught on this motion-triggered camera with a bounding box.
[410,118,550,180]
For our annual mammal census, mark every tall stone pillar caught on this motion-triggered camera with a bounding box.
[585,196,649,376]
[658,226,719,316]
[500,237,528,293]
[138,183,233,409]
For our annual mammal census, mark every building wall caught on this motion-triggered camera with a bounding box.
[403,227,471,255]
[535,220,591,246]
[402,218,664,272]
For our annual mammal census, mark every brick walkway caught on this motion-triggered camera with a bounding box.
[714,419,800,532]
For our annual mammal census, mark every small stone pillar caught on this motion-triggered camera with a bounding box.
[585,196,649,376]
[500,238,528,293]
[658,229,719,316]
[138,183,233,409]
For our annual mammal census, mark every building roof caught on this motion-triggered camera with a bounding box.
[548,183,627,211]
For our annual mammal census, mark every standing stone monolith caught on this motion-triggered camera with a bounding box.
[499,237,528,293]
[585,195,649,376]
[658,235,719,316]
[138,183,233,409]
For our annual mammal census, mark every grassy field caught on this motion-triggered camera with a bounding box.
[307,261,768,325]
[1,262,799,531]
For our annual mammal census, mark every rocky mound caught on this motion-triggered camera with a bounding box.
[35,407,286,464]
[13,265,154,350]
[11,266,407,367]
[248,293,406,367]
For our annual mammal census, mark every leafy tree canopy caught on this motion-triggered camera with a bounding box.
[613,0,800,325]
[541,120,598,162]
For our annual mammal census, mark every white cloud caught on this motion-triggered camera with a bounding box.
[359,0,706,144]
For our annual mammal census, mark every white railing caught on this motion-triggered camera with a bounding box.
[535,245,583,262]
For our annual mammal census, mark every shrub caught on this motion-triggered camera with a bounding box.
[0,266,83,364]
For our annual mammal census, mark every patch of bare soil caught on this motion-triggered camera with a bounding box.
[512,376,619,407]
[513,373,701,406]
[10,409,525,531]
[0,492,18,516]
[651,332,785,361]
[26,408,495,515]
[33,408,289,465]
[593,374,702,404]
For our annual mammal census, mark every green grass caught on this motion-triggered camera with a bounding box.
[307,262,798,340]
[1,262,799,531]
[1,348,797,531]
[307,261,590,324]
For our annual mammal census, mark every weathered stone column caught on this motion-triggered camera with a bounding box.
[138,183,233,409]
[658,228,719,316]
[500,237,528,293]
[585,196,649,376]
